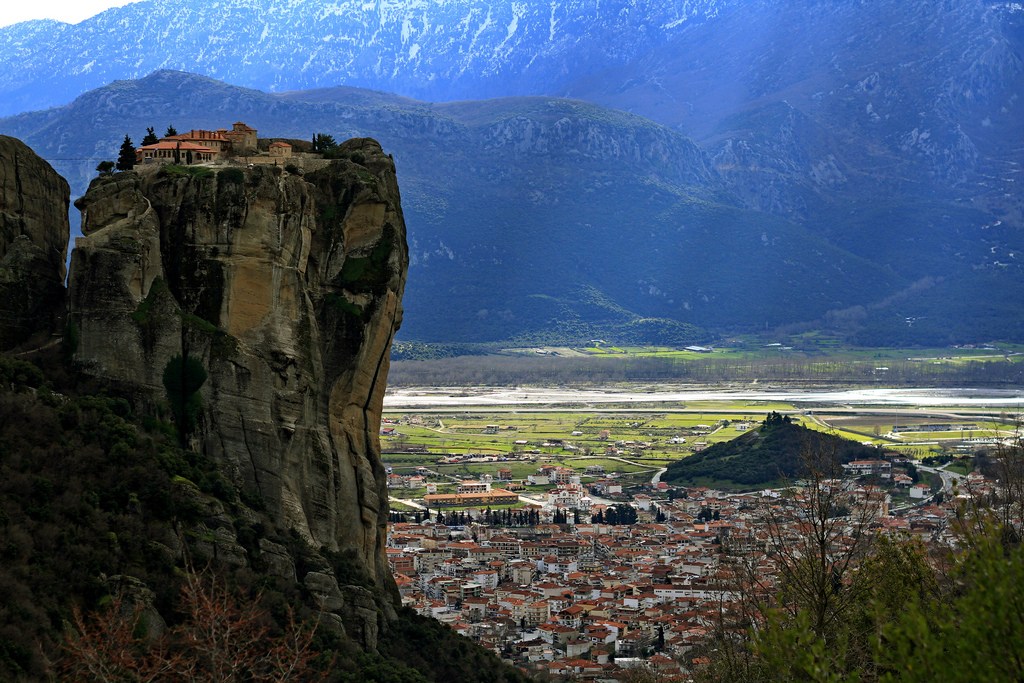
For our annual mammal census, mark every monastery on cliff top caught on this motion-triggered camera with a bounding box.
[135,122,293,164]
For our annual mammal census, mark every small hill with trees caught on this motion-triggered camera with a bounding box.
[663,412,885,490]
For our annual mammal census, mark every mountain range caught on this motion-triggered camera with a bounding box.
[0,0,731,116]
[0,0,1021,344]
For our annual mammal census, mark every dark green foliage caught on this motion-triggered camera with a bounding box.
[0,375,196,678]
[615,317,703,346]
[389,341,493,361]
[61,321,80,363]
[130,277,170,350]
[326,293,366,321]
[849,270,1024,346]
[375,607,532,683]
[762,411,792,428]
[730,528,1024,683]
[217,167,245,185]
[312,133,338,153]
[141,126,159,146]
[663,417,881,489]
[94,160,114,176]
[60,568,321,682]
[115,134,135,171]
[180,311,238,360]
[0,353,534,682]
[313,135,368,161]
[339,226,395,288]
[875,533,1024,683]
[164,125,177,137]
[157,164,214,179]
[323,548,374,589]
[162,354,207,444]
[591,503,638,525]
[0,356,44,388]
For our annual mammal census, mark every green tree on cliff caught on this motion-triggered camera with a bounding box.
[312,133,338,153]
[141,126,159,145]
[115,135,135,171]
[165,125,178,137]
[162,354,207,446]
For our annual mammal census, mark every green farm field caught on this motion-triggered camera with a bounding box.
[573,342,1024,364]
[382,398,1016,486]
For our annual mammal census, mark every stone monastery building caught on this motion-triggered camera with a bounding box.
[135,122,292,165]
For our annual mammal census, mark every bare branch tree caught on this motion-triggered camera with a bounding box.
[954,422,1024,550]
[762,436,883,639]
[61,567,320,682]
[61,596,186,683]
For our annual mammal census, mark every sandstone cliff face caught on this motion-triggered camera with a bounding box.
[68,139,408,633]
[0,136,69,350]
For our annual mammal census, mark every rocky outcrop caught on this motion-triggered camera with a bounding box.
[67,138,408,638]
[0,136,69,350]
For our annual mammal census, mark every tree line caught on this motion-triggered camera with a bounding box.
[692,436,1024,682]
[96,125,180,175]
[388,354,1024,387]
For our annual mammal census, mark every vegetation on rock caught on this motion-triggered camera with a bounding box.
[116,135,135,171]
[162,354,207,445]
[0,348,530,682]
[663,414,883,489]
[694,434,1024,683]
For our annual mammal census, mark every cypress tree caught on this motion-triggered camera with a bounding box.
[115,135,136,171]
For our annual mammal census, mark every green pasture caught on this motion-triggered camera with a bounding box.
[581,346,736,360]
[434,461,538,479]
[559,457,651,473]
[943,460,973,476]
[382,399,1012,477]
[574,341,1024,365]
[887,444,941,458]
[681,401,799,413]
[383,460,437,471]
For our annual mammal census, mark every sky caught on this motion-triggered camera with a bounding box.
[0,0,140,28]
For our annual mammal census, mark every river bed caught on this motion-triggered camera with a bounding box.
[384,386,1024,409]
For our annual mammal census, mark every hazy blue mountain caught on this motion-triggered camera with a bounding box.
[0,0,731,117]
[577,1,1024,250]
[2,70,967,345]
[0,0,1017,205]
[1,0,1019,222]
[0,0,1019,346]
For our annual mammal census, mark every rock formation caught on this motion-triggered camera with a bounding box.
[67,139,408,638]
[0,136,69,350]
